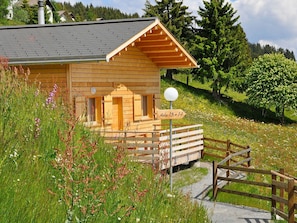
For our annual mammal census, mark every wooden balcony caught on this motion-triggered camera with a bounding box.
[97,124,203,170]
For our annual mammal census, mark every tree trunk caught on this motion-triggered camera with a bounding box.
[280,106,285,124]
[165,69,173,80]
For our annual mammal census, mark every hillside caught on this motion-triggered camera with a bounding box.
[0,66,210,222]
[161,77,297,176]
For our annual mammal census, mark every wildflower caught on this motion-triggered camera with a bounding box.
[55,153,62,164]
[46,84,58,108]
[35,89,40,96]
[9,149,19,158]
[34,117,41,138]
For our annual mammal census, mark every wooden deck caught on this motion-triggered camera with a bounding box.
[98,124,203,170]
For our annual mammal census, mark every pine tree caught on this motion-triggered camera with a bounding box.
[191,0,251,98]
[144,0,195,79]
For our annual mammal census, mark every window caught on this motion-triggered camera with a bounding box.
[87,98,96,122]
[134,94,154,121]
[142,95,148,116]
[86,97,103,124]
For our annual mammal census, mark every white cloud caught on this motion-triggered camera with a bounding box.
[231,0,297,54]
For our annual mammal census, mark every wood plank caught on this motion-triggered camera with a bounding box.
[217,165,272,174]
[272,180,288,190]
[173,146,203,157]
[171,153,201,166]
[272,194,288,205]
[171,135,204,145]
[159,129,203,141]
[204,137,227,144]
[218,176,271,188]
[113,143,158,148]
[172,141,204,152]
[126,149,158,155]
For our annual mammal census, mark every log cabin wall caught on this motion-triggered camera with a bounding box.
[71,46,161,132]
[24,64,69,101]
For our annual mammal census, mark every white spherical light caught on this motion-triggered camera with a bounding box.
[164,87,178,102]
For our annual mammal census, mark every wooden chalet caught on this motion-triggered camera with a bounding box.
[0,17,203,169]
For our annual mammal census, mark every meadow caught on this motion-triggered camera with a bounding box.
[164,74,297,210]
[0,66,210,223]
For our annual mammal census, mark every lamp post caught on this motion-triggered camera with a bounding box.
[164,87,178,192]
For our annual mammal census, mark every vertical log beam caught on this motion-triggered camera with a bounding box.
[288,178,295,223]
[271,172,276,220]
[213,161,218,199]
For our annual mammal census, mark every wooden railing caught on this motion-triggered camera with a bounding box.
[203,137,252,167]
[213,163,297,222]
[98,124,204,170]
[271,170,297,222]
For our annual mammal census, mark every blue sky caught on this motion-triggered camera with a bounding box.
[66,0,297,55]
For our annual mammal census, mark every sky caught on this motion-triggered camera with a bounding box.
[66,0,297,55]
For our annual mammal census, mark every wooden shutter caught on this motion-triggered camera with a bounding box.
[74,96,87,121]
[95,97,103,125]
[147,94,154,118]
[133,94,142,121]
[103,95,113,125]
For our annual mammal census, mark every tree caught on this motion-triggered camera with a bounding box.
[0,0,10,19]
[249,42,296,61]
[191,0,251,98]
[12,5,29,23]
[246,54,297,124]
[144,0,195,79]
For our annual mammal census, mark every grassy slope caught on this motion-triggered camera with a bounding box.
[162,76,297,210]
[0,69,210,223]
[161,77,297,176]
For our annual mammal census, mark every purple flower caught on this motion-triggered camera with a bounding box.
[46,84,58,108]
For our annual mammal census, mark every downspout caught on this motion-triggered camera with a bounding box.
[38,0,45,25]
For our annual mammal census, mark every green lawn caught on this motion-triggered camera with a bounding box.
[161,76,297,210]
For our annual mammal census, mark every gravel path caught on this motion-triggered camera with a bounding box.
[180,162,272,223]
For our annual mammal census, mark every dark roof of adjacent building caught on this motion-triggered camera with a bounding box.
[0,17,197,68]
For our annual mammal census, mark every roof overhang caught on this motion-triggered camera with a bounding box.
[106,18,198,69]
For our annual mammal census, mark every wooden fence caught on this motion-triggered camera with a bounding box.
[100,124,204,170]
[204,137,296,222]
[203,137,252,167]
[213,163,297,222]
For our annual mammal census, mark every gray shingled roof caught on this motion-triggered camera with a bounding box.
[0,17,157,65]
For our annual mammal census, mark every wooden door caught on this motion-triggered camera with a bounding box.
[112,97,123,130]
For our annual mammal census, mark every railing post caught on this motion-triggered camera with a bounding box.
[247,146,251,167]
[226,140,231,178]
[280,168,285,213]
[151,132,155,169]
[288,178,295,223]
[271,171,276,220]
[213,161,218,199]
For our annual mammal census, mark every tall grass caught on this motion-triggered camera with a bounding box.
[0,64,210,222]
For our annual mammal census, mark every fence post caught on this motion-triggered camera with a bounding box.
[213,161,218,199]
[279,169,285,213]
[271,171,276,220]
[288,178,295,223]
[226,140,231,178]
[247,146,251,167]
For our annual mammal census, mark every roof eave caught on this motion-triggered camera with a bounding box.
[106,18,198,69]
[106,18,160,62]
[7,56,106,66]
